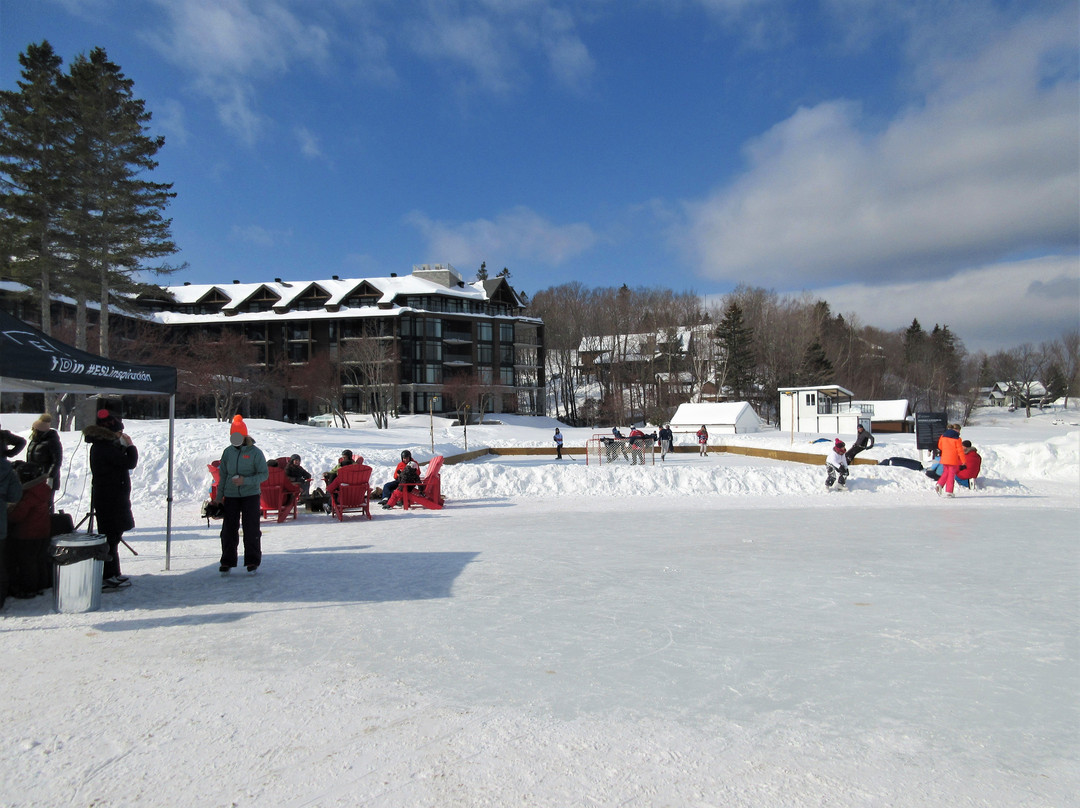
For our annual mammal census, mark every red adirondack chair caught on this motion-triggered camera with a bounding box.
[260,464,299,522]
[207,460,221,501]
[386,455,444,511]
[328,463,373,521]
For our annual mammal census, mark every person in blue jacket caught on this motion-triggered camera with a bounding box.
[214,418,269,573]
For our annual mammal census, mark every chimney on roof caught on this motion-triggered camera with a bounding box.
[390,272,397,277]
[332,275,339,280]
[232,279,240,284]
[183,281,190,286]
[274,277,282,283]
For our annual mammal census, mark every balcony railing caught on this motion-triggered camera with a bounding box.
[817,402,874,416]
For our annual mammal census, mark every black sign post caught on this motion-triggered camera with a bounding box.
[914,412,948,452]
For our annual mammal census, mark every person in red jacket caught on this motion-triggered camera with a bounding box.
[379,450,421,508]
[956,442,982,489]
[935,424,964,497]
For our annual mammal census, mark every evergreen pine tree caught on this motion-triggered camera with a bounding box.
[799,341,834,385]
[903,318,926,365]
[715,300,755,400]
[62,47,180,355]
[0,41,72,334]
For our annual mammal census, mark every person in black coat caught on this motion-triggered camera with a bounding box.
[83,409,138,589]
[1,423,26,458]
[845,424,875,463]
[26,413,63,498]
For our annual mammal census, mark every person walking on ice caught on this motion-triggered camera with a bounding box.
[826,439,849,490]
[553,428,563,460]
[658,423,673,461]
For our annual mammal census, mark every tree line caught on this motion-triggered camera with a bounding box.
[527,282,1079,426]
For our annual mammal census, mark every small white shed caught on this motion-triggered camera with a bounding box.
[668,401,761,435]
[778,385,867,436]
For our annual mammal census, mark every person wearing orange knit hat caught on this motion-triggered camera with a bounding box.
[216,414,267,573]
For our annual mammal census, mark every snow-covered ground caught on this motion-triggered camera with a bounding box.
[1,407,1077,807]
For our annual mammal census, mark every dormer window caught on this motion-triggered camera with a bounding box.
[293,286,330,311]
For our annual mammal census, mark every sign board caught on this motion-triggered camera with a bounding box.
[914,412,948,452]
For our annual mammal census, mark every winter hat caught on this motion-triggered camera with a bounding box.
[32,413,53,431]
[834,438,846,449]
[96,409,123,432]
[401,449,412,460]
[290,454,301,462]
[341,449,353,459]
[230,414,248,437]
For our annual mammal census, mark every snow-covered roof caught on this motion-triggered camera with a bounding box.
[852,399,909,421]
[669,401,760,427]
[146,270,533,326]
[578,328,695,358]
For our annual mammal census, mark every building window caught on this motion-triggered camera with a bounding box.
[500,367,514,385]
[499,323,513,343]
[477,322,492,342]
[477,344,493,364]
[500,345,514,365]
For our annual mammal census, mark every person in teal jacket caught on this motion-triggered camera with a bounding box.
[215,425,269,574]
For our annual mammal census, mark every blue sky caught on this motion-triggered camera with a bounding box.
[2,0,1077,352]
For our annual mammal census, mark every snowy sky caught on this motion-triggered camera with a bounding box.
[1,0,1077,351]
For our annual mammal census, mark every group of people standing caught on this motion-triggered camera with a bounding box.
[1,409,137,596]
[926,425,982,496]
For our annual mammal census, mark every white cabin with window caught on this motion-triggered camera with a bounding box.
[778,385,871,436]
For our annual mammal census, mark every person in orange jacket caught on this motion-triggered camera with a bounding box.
[935,423,965,497]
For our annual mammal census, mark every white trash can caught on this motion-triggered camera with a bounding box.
[51,534,108,614]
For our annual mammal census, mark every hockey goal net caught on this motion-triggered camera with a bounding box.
[585,435,655,466]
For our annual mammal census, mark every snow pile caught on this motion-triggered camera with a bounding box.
[0,409,1069,516]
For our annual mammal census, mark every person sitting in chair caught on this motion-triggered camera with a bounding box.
[379,450,421,508]
[285,454,312,499]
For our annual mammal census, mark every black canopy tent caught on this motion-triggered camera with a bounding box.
[0,309,181,568]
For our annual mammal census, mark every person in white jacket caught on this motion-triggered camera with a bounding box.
[826,438,849,490]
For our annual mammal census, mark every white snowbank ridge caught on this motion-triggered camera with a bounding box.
[3,409,1070,514]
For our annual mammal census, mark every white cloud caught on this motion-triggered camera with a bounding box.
[806,255,1080,353]
[152,98,189,146]
[295,126,322,159]
[230,224,293,248]
[681,8,1079,288]
[405,1,596,94]
[145,0,331,143]
[405,206,598,268]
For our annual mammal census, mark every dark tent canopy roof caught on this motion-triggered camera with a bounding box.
[0,309,176,396]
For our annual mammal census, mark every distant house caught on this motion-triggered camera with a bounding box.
[979,381,1048,409]
[777,385,910,435]
[668,401,761,435]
